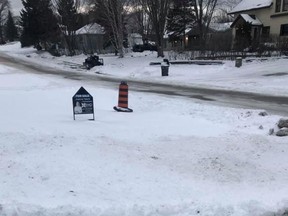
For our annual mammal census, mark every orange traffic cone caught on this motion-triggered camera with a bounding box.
[113,81,133,112]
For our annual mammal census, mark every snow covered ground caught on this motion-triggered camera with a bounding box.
[0,43,288,216]
[1,42,288,96]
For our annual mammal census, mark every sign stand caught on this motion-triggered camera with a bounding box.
[72,87,95,121]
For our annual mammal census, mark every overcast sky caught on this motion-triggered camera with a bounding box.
[11,0,23,16]
[10,0,240,16]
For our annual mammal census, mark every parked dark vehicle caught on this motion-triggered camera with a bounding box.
[132,44,144,52]
[132,42,158,52]
[145,43,157,51]
[83,55,104,70]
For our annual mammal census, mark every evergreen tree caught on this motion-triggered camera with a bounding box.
[55,0,78,55]
[0,0,9,44]
[56,0,77,32]
[20,0,37,47]
[20,0,60,49]
[5,11,18,42]
[166,0,194,48]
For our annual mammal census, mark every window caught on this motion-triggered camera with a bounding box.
[280,24,288,36]
[283,0,288,11]
[276,0,281,12]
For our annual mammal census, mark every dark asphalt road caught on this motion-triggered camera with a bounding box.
[1,53,288,116]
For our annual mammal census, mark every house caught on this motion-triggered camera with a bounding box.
[164,28,192,50]
[229,0,288,49]
[164,23,232,51]
[75,23,105,54]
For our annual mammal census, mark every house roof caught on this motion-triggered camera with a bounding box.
[76,23,105,35]
[230,14,263,28]
[229,0,272,14]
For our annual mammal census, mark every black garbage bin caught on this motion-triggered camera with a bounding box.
[161,59,170,76]
[161,65,169,76]
[235,57,242,68]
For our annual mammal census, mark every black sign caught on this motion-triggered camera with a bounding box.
[72,87,94,120]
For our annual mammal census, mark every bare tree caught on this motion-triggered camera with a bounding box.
[213,10,233,23]
[191,0,218,49]
[126,0,148,37]
[0,0,9,44]
[214,0,240,23]
[128,0,154,40]
[89,0,131,58]
[141,0,171,57]
[219,0,240,9]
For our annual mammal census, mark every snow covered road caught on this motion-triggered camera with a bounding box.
[1,53,288,116]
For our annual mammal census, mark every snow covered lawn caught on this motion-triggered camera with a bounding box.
[1,42,288,96]
[0,52,288,216]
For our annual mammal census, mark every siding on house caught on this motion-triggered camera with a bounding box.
[75,34,104,54]
[230,0,288,37]
[75,23,105,54]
